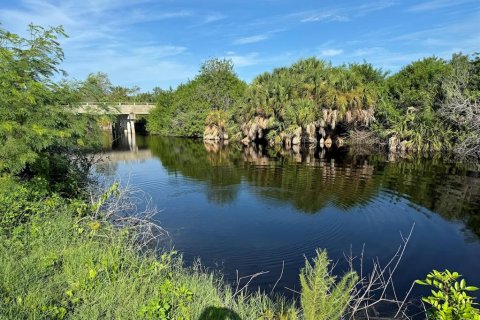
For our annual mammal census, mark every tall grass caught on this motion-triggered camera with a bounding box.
[0,178,295,319]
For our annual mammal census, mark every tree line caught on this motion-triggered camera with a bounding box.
[147,54,480,159]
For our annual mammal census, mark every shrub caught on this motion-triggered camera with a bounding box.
[416,269,480,320]
[300,249,358,320]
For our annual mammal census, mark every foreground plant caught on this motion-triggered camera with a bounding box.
[416,269,480,319]
[300,249,358,320]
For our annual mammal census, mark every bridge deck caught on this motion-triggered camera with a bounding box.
[76,102,155,115]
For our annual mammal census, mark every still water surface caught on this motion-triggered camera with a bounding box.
[97,135,480,302]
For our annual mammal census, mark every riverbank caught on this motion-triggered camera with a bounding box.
[0,176,294,319]
[147,55,480,160]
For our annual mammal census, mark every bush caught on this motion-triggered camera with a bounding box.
[0,176,51,234]
[300,249,358,320]
[416,270,480,319]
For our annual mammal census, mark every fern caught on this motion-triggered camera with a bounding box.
[300,249,358,320]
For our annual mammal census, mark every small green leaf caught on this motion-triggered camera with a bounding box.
[465,286,479,292]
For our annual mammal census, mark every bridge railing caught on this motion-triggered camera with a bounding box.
[74,102,156,115]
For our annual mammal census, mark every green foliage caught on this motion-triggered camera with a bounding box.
[240,57,382,143]
[283,98,317,129]
[168,80,210,137]
[139,280,193,320]
[386,57,450,112]
[377,54,480,153]
[206,110,228,128]
[78,72,113,102]
[147,58,246,137]
[197,58,246,112]
[146,88,176,135]
[437,53,480,157]
[0,178,291,320]
[300,249,358,320]
[246,58,381,121]
[416,270,480,319]
[0,176,50,234]
[378,57,451,150]
[0,24,100,190]
[146,53,479,156]
[470,53,480,95]
[77,72,146,103]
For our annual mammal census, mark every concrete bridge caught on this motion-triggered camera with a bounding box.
[76,102,155,135]
[76,102,155,115]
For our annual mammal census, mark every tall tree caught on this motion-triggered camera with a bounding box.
[0,24,99,190]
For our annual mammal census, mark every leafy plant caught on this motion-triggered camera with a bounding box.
[139,280,193,320]
[0,24,101,193]
[416,270,480,319]
[300,249,358,320]
[205,110,228,128]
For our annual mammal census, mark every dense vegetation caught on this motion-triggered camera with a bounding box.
[1,23,480,319]
[147,59,247,137]
[148,54,480,159]
[1,176,302,319]
[0,25,101,193]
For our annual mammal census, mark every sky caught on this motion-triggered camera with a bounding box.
[1,0,479,91]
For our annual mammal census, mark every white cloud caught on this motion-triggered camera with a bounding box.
[300,12,349,23]
[130,45,187,58]
[65,46,196,89]
[127,9,193,24]
[225,53,260,67]
[319,49,344,57]
[224,50,306,70]
[204,13,227,23]
[390,15,480,54]
[233,34,270,45]
[297,1,396,23]
[356,1,398,15]
[408,0,477,12]
[2,0,476,89]
[341,47,430,71]
[0,0,199,90]
[350,47,384,57]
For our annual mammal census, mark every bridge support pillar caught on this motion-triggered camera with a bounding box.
[111,113,139,151]
[127,113,136,135]
[126,113,136,151]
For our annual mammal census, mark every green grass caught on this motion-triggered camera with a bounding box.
[0,177,298,320]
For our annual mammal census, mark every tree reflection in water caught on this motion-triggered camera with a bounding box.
[145,137,480,236]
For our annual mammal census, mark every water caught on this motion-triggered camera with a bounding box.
[96,134,480,307]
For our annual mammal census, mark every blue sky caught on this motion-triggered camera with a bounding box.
[1,0,479,90]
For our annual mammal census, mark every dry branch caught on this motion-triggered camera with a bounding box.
[86,179,168,250]
[348,224,416,319]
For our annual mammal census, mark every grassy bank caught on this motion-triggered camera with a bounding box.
[3,175,479,320]
[0,177,296,320]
